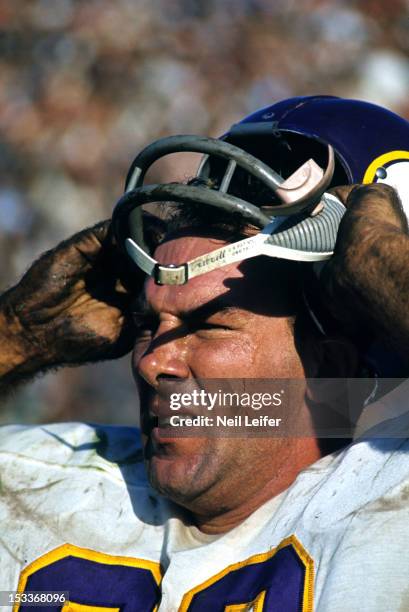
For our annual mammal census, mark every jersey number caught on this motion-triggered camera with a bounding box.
[15,536,313,611]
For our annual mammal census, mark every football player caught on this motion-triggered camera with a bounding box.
[0,96,408,611]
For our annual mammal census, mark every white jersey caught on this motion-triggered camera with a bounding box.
[1,408,409,611]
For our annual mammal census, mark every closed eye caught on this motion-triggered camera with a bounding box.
[188,319,234,337]
[193,322,231,330]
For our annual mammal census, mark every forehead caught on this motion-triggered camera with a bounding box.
[144,234,296,316]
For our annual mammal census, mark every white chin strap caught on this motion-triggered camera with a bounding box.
[125,194,345,285]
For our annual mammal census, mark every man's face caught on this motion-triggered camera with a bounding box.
[132,232,311,515]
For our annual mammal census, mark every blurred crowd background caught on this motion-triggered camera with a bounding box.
[0,0,408,425]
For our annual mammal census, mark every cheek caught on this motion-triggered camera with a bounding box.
[257,325,304,378]
[246,318,304,379]
[187,336,266,378]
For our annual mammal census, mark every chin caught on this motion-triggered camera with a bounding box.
[145,453,211,507]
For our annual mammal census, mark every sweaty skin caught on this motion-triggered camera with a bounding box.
[134,234,325,534]
[0,183,406,396]
[0,184,406,534]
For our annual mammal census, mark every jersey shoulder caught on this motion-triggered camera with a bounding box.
[0,422,147,486]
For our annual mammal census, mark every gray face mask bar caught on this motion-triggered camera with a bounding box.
[112,135,345,285]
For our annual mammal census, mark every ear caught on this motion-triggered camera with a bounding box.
[293,311,361,379]
[305,337,364,438]
[314,336,361,378]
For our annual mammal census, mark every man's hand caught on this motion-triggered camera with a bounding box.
[320,183,409,362]
[0,216,163,392]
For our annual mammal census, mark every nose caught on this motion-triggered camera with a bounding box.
[135,322,191,388]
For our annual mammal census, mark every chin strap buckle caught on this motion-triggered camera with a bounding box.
[153,263,189,285]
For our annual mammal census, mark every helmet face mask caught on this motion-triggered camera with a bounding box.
[235,95,409,188]
[214,131,349,205]
[112,95,409,286]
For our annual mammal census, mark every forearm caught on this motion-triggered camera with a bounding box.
[0,295,47,395]
[0,308,39,395]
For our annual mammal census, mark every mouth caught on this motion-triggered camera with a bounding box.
[142,413,188,455]
[141,393,182,444]
[138,377,208,446]
[138,378,165,433]
[140,385,176,433]
[146,414,173,429]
